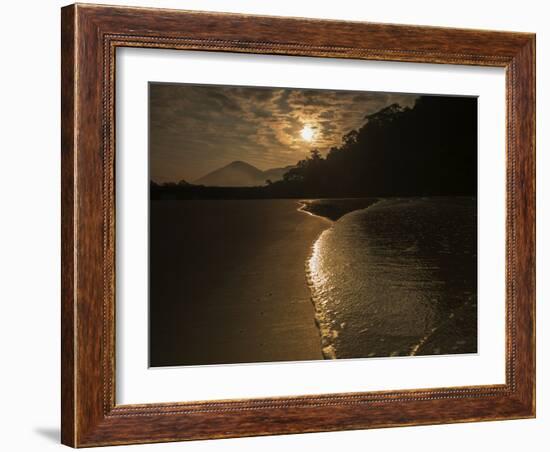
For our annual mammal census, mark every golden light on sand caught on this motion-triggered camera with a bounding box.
[300,125,315,142]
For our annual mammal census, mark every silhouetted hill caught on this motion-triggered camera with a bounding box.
[194,161,294,187]
[273,95,477,197]
[194,161,263,186]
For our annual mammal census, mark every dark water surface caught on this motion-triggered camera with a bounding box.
[307,197,477,359]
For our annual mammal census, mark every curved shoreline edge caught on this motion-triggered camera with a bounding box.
[304,227,336,359]
[298,198,380,222]
[297,198,381,360]
[298,197,477,361]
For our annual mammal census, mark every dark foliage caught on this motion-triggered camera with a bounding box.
[151,95,477,200]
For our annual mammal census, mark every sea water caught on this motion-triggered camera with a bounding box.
[306,197,477,359]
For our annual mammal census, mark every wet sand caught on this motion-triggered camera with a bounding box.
[149,199,329,367]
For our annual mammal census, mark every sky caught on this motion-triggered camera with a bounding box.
[149,83,418,183]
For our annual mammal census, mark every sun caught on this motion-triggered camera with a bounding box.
[300,125,315,142]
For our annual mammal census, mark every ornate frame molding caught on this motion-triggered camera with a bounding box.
[62,4,535,447]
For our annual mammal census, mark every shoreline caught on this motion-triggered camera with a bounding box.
[150,196,453,366]
[298,198,380,222]
[297,197,381,360]
[297,203,334,360]
[301,197,478,360]
[304,226,336,359]
[296,202,333,224]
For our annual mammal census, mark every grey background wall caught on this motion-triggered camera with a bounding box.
[0,1,546,450]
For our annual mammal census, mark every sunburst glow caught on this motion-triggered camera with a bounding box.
[300,125,315,142]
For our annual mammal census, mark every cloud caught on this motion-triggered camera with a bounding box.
[150,83,419,183]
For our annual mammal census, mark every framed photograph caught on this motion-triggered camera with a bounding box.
[61,3,535,447]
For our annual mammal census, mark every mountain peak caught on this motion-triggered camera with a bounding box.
[194,161,293,187]
[227,160,253,167]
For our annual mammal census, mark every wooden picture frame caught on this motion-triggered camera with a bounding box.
[61,3,535,447]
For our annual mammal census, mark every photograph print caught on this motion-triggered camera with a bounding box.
[149,82,478,367]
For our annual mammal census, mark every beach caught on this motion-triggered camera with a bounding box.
[150,196,477,366]
[149,199,328,366]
